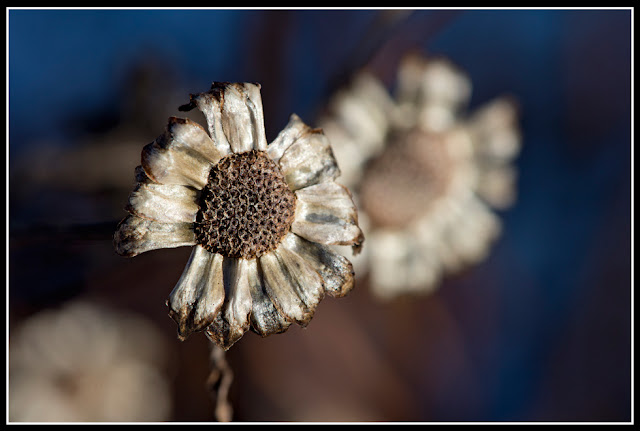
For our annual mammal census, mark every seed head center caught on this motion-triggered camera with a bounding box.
[194,150,296,259]
[359,129,456,229]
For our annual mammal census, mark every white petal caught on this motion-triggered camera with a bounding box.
[446,197,501,268]
[325,72,391,155]
[320,73,396,190]
[291,181,363,247]
[189,82,267,154]
[468,97,521,162]
[249,263,292,337]
[113,215,195,257]
[278,128,340,191]
[398,55,471,112]
[317,120,364,190]
[141,138,212,189]
[206,258,253,350]
[281,232,355,298]
[476,164,518,209]
[126,182,199,223]
[188,91,232,156]
[239,83,268,151]
[368,229,442,300]
[225,259,254,329]
[277,236,325,308]
[167,246,225,340]
[259,244,324,326]
[167,116,226,165]
[267,113,313,162]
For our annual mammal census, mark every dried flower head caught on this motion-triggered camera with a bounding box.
[114,82,363,350]
[9,301,171,422]
[319,53,520,299]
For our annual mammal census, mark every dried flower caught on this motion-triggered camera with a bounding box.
[9,301,171,422]
[114,82,363,350]
[320,53,520,299]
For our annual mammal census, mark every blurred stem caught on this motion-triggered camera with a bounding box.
[206,341,234,422]
[321,9,462,111]
[326,10,414,96]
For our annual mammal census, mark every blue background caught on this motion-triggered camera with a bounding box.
[8,9,632,422]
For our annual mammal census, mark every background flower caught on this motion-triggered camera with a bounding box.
[319,52,521,299]
[9,301,172,422]
[8,9,631,422]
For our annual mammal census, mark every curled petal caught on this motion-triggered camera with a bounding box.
[327,72,392,153]
[368,229,442,300]
[397,54,471,114]
[266,114,311,162]
[278,128,340,191]
[281,232,355,298]
[476,164,518,209]
[292,181,364,248]
[167,117,226,165]
[167,246,225,340]
[183,82,268,154]
[183,91,231,155]
[113,215,195,257]
[249,264,292,337]
[141,137,212,189]
[206,258,254,350]
[467,97,521,163]
[259,244,324,326]
[437,196,501,272]
[126,182,199,223]
[236,83,268,151]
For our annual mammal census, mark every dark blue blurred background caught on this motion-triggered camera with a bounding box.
[8,9,632,422]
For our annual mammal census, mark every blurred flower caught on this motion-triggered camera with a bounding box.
[8,301,171,422]
[114,82,363,350]
[319,52,521,299]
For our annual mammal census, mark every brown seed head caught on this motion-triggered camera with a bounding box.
[194,150,296,259]
[359,129,456,229]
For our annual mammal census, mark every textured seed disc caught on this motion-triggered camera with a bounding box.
[194,150,296,259]
[359,129,455,229]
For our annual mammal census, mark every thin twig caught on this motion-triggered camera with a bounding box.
[206,341,234,422]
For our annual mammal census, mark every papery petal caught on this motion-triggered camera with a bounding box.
[326,72,392,153]
[167,116,226,165]
[291,181,364,247]
[259,244,324,326]
[167,246,225,340]
[368,229,442,300]
[397,54,471,113]
[113,215,195,257]
[126,182,199,223]
[439,196,501,271]
[476,164,518,209]
[278,127,340,191]
[237,82,269,151]
[249,264,292,337]
[281,232,355,298]
[182,91,232,156]
[318,75,394,190]
[141,137,212,189]
[266,113,311,162]
[316,121,364,190]
[183,82,267,154]
[206,258,254,350]
[467,97,521,163]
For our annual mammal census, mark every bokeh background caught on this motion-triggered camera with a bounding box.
[8,8,632,422]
